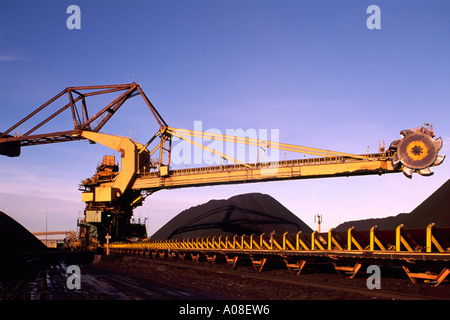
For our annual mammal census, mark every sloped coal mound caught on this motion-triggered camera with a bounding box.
[0,211,47,262]
[151,193,313,240]
[336,178,450,231]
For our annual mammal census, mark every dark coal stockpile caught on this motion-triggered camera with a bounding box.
[151,193,313,240]
[0,211,47,264]
[336,178,450,231]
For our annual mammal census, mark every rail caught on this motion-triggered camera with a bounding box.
[139,151,392,178]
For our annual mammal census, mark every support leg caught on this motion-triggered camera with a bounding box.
[284,259,307,275]
[402,266,450,287]
[250,257,267,272]
[332,262,362,279]
[225,255,239,268]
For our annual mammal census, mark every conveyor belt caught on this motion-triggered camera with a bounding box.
[109,223,450,286]
[132,152,397,191]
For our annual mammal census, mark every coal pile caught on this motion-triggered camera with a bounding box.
[336,178,450,231]
[151,193,313,240]
[0,211,47,264]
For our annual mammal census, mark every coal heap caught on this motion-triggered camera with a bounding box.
[336,178,450,231]
[0,211,47,262]
[151,193,313,240]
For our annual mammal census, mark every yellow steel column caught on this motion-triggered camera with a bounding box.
[426,223,433,253]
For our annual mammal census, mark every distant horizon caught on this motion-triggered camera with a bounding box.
[1,175,448,237]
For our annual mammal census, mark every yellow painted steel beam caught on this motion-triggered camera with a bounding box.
[370,226,388,251]
[426,223,445,253]
[132,158,395,191]
[328,228,344,250]
[311,231,325,250]
[347,227,364,251]
[396,225,414,252]
[80,131,151,204]
[80,131,138,198]
[296,232,310,251]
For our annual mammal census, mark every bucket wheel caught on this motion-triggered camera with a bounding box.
[389,126,445,178]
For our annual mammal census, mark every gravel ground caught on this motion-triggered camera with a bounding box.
[1,253,449,301]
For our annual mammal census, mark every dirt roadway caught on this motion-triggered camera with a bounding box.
[0,259,365,300]
[0,258,231,300]
[89,255,450,300]
[1,253,449,301]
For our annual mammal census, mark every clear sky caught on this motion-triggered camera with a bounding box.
[0,1,449,235]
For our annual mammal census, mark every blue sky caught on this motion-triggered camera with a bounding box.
[1,1,449,235]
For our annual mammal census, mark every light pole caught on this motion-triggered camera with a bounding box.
[314,214,322,233]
